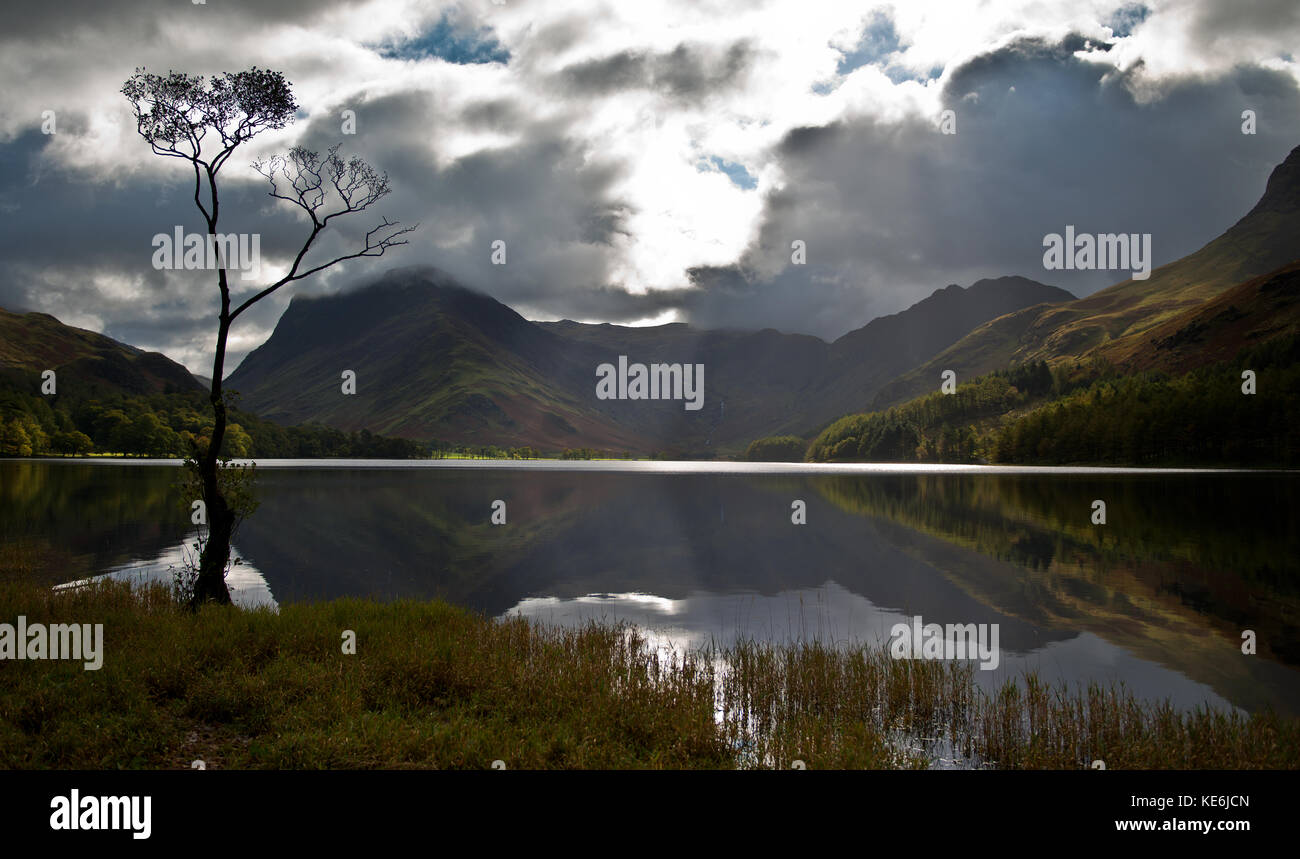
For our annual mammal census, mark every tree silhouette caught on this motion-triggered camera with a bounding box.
[123,67,415,604]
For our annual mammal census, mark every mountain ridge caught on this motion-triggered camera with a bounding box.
[872,143,1300,408]
[0,306,203,396]
[225,268,1072,453]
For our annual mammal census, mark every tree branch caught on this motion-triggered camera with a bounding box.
[229,219,416,321]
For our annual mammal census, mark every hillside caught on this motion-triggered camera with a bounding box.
[1106,259,1300,373]
[0,305,426,459]
[224,268,652,452]
[807,265,1300,467]
[0,307,203,397]
[541,275,1074,444]
[873,143,1300,408]
[225,268,1071,454]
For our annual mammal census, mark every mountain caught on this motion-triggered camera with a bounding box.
[872,143,1300,408]
[224,270,645,451]
[1116,259,1300,375]
[537,274,1073,445]
[224,268,1071,453]
[0,307,203,396]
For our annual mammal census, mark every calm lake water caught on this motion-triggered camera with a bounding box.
[4,458,1299,716]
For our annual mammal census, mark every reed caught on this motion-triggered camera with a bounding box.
[2,565,1295,769]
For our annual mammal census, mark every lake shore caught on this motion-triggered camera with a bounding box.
[3,546,1296,770]
[5,455,1290,474]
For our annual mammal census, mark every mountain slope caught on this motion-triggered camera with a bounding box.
[873,143,1300,408]
[225,268,649,451]
[0,307,202,396]
[227,268,1071,453]
[541,275,1072,443]
[1111,259,1300,374]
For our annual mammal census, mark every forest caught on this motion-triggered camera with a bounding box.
[743,435,806,461]
[0,371,426,459]
[805,331,1300,467]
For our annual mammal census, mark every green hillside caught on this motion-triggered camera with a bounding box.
[872,143,1300,410]
[0,307,203,397]
[0,309,424,459]
[807,317,1300,467]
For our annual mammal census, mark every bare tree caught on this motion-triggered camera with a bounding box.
[123,67,415,605]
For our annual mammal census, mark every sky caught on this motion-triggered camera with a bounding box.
[1,0,1299,375]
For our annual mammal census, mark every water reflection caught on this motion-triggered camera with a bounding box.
[504,585,1237,714]
[3,459,1297,716]
[95,544,278,610]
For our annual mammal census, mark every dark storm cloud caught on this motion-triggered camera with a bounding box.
[0,98,424,369]
[675,34,1300,338]
[0,130,175,294]
[460,98,528,132]
[241,84,647,329]
[1189,0,1300,44]
[561,51,649,94]
[0,60,648,369]
[0,0,366,41]
[556,40,757,102]
[0,129,313,276]
[678,262,881,336]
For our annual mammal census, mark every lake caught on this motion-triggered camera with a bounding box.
[3,458,1298,717]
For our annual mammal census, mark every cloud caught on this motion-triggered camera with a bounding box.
[0,0,1298,372]
[556,40,757,103]
[681,32,1300,337]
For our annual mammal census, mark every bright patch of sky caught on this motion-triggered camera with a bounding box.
[698,155,757,190]
[836,10,903,75]
[375,12,509,65]
[1107,3,1151,38]
[832,10,941,84]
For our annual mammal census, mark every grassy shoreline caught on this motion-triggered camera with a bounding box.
[2,546,1297,769]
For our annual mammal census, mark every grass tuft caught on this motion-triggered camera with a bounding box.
[1,562,1296,769]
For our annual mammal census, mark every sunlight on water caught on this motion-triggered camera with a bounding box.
[56,541,278,611]
[44,457,1272,475]
[502,584,1238,714]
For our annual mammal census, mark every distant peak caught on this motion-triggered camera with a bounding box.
[915,275,1068,306]
[1246,142,1300,217]
[293,265,478,301]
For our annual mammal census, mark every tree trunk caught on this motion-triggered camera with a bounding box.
[193,306,234,606]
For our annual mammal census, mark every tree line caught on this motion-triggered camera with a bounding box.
[802,331,1299,467]
[0,373,425,459]
[742,435,805,461]
[805,359,1060,463]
